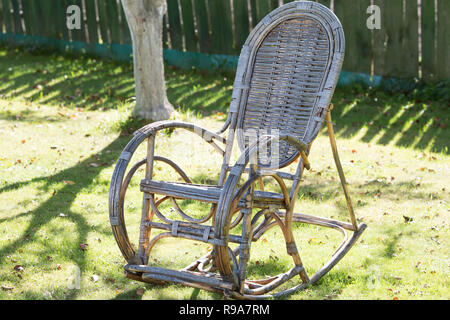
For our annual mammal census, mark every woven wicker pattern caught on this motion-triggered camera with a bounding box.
[242,17,330,167]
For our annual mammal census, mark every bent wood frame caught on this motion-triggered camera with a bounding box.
[108,1,366,299]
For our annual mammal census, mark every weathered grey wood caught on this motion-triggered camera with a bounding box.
[244,265,304,295]
[143,220,243,245]
[125,264,235,290]
[109,0,365,300]
[140,179,286,207]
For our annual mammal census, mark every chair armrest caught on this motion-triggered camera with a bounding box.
[132,120,227,155]
[229,134,310,174]
[278,134,310,170]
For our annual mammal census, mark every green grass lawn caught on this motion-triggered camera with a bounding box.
[0,47,449,300]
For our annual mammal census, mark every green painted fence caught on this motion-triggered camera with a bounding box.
[0,0,449,82]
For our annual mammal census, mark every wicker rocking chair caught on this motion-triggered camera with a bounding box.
[109,1,366,299]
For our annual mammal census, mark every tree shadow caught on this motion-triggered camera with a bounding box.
[112,289,144,300]
[330,87,449,154]
[0,108,68,123]
[0,47,135,111]
[0,46,233,116]
[0,129,131,299]
[2,46,448,152]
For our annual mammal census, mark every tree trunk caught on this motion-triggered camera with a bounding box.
[121,0,173,121]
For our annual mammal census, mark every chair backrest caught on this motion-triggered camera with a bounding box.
[229,1,345,169]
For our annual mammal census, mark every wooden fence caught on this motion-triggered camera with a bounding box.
[0,0,448,81]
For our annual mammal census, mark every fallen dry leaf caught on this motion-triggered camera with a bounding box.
[1,285,14,291]
[403,215,414,223]
[136,288,145,296]
[13,265,23,272]
[89,163,100,167]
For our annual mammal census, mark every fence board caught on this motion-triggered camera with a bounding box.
[249,0,258,28]
[401,0,419,78]
[20,0,34,35]
[118,1,131,44]
[84,0,99,44]
[54,0,66,40]
[256,0,270,22]
[0,2,4,33]
[180,0,197,52]
[436,0,450,79]
[167,0,182,50]
[193,0,210,53]
[316,0,331,8]
[60,0,71,41]
[2,0,13,33]
[162,12,168,48]
[0,1,3,33]
[96,0,111,44]
[334,0,372,74]
[41,0,57,38]
[68,0,85,42]
[421,0,436,81]
[106,0,120,43]
[270,0,279,10]
[384,0,418,78]
[372,0,387,76]
[208,0,233,54]
[10,0,22,33]
[233,0,250,50]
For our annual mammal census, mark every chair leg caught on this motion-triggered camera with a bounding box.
[137,136,156,264]
[238,207,253,294]
[326,106,359,231]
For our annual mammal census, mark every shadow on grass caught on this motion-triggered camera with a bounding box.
[0,129,130,299]
[0,47,233,116]
[2,46,448,152]
[302,268,354,300]
[112,289,144,300]
[0,108,69,123]
[330,87,449,154]
[0,48,134,111]
[297,179,442,207]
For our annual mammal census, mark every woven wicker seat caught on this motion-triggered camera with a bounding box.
[140,180,287,208]
[109,1,366,299]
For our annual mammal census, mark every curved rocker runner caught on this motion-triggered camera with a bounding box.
[109,1,367,299]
